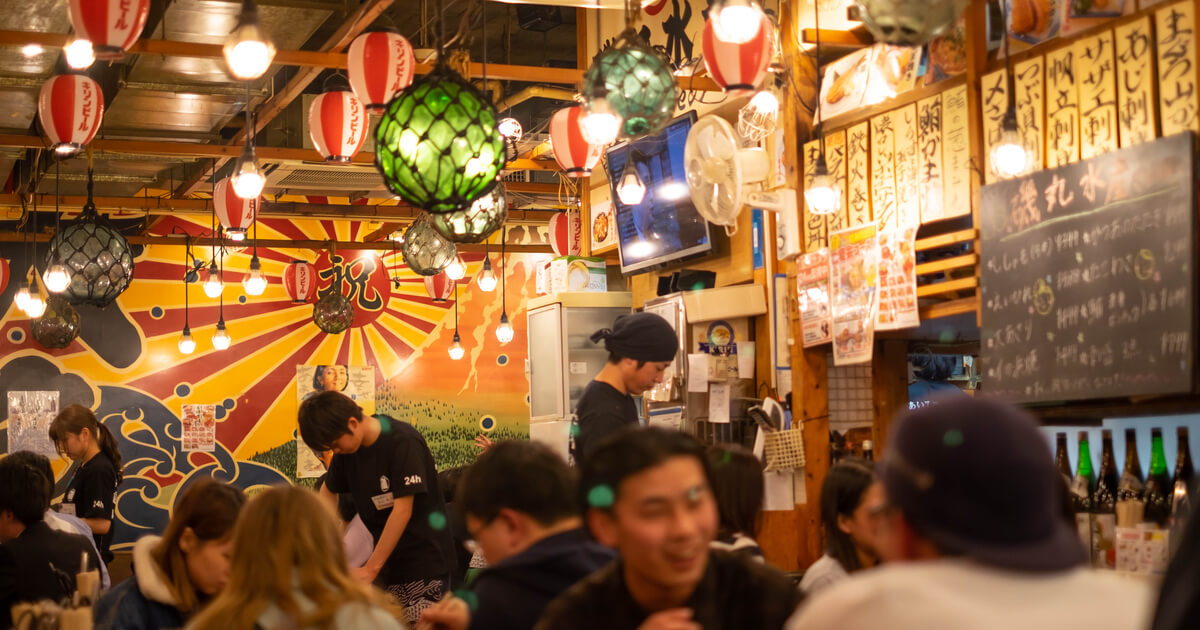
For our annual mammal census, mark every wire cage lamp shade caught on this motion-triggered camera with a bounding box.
[31,294,81,349]
[47,173,135,307]
[582,28,679,140]
[402,212,458,275]
[429,184,509,243]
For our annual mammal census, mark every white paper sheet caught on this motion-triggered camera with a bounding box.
[764,471,795,511]
[708,382,731,423]
[736,341,756,379]
[687,354,709,392]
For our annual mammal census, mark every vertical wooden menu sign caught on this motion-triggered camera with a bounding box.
[893,104,920,228]
[870,112,898,231]
[845,122,871,227]
[942,85,972,219]
[1115,17,1156,147]
[1156,2,1200,137]
[917,94,945,223]
[824,130,849,234]
[1076,31,1119,159]
[802,138,827,252]
[1014,57,1045,172]
[1046,47,1081,168]
[980,133,1196,404]
[981,69,1009,184]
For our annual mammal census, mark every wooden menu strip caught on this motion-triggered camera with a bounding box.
[914,253,977,276]
[914,228,978,251]
[915,276,977,298]
[918,296,980,321]
[820,76,968,134]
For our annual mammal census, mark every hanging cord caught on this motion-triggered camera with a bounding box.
[453,281,459,330]
[436,0,446,62]
[31,172,38,281]
[500,226,507,315]
[481,0,488,89]
[53,159,61,265]
[218,247,224,324]
[814,0,824,151]
[183,237,191,329]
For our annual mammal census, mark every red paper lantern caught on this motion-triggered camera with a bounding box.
[701,13,773,93]
[424,272,454,302]
[68,0,151,59]
[548,212,580,257]
[213,177,256,240]
[0,257,9,295]
[309,90,368,163]
[550,104,603,178]
[347,31,416,113]
[38,74,104,155]
[284,260,318,304]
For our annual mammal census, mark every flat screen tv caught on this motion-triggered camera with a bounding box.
[605,111,713,275]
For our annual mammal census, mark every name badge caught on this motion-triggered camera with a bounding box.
[60,503,76,517]
[371,492,394,510]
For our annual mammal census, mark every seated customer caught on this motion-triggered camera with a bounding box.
[188,485,404,630]
[798,458,883,594]
[0,457,100,630]
[787,398,1156,630]
[420,441,614,630]
[535,428,802,630]
[707,444,765,561]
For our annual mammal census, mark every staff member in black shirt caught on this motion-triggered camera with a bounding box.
[299,391,453,626]
[49,404,123,564]
[573,312,679,463]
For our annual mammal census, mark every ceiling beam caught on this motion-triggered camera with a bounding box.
[0,231,553,253]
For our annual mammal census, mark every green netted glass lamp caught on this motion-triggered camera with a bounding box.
[375,62,507,214]
[582,29,678,140]
[313,289,354,334]
[31,295,81,349]
[430,184,508,243]
[402,212,458,275]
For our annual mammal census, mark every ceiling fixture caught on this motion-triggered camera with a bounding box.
[711,0,764,44]
[31,295,81,350]
[616,159,646,206]
[284,259,318,303]
[402,213,458,276]
[67,0,151,60]
[738,85,780,144]
[477,248,497,292]
[212,250,232,349]
[854,0,969,46]
[495,228,513,345]
[224,0,276,80]
[231,110,265,199]
[14,281,33,315]
[47,167,134,307]
[203,260,224,298]
[38,74,105,156]
[309,87,368,163]
[313,250,354,334]
[448,283,464,361]
[64,39,95,69]
[578,84,623,146]
[348,30,416,113]
[430,184,509,244]
[43,160,72,293]
[551,104,604,178]
[214,176,256,242]
[242,200,267,296]
[425,271,455,302]
[444,254,467,281]
[497,118,522,142]
[179,240,196,355]
[581,27,677,141]
[990,0,1028,180]
[801,7,839,216]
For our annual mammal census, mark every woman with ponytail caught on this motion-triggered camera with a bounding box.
[49,404,124,564]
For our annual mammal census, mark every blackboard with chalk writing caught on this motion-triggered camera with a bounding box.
[980,132,1196,404]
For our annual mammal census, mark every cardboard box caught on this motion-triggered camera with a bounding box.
[549,256,606,293]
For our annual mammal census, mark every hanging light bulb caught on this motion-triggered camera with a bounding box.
[203,261,224,298]
[24,291,47,319]
[178,327,196,354]
[616,160,646,206]
[805,154,841,216]
[991,108,1029,179]
[243,255,267,296]
[43,263,71,293]
[223,0,276,80]
[231,140,265,199]
[64,39,95,69]
[579,86,623,146]
[444,255,467,281]
[448,332,465,360]
[477,257,497,292]
[497,118,523,141]
[212,320,232,350]
[712,0,764,44]
[496,312,514,344]
[14,281,32,312]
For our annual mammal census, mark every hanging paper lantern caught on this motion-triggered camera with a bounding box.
[401,212,458,275]
[582,29,678,140]
[424,271,455,302]
[375,63,507,214]
[308,89,368,163]
[855,0,968,46]
[549,105,603,177]
[429,184,508,243]
[38,74,105,155]
[283,260,318,304]
[47,181,134,308]
[701,13,773,93]
[313,290,354,334]
[67,0,151,59]
[31,295,81,349]
[0,257,8,295]
[213,177,256,240]
[548,212,581,257]
[348,31,416,112]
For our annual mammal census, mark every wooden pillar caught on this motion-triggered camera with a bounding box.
[964,0,989,327]
[871,340,909,453]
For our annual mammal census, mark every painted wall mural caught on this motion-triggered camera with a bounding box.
[0,215,547,553]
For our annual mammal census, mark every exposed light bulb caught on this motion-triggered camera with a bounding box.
[54,144,79,156]
[390,231,405,243]
[497,117,523,141]
[212,321,232,350]
[738,89,780,143]
[178,328,196,354]
[991,112,1029,179]
[617,162,646,206]
[477,257,497,292]
[227,230,247,242]
[495,313,514,344]
[805,159,841,216]
[14,283,31,312]
[231,143,265,199]
[580,94,622,146]
[223,1,276,80]
[203,264,224,298]
[43,264,71,293]
[448,333,464,360]
[21,44,44,57]
[243,256,267,296]
[24,292,47,318]
[712,0,763,44]
[64,39,95,69]
[445,255,466,281]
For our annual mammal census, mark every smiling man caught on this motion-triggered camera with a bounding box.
[536,428,801,630]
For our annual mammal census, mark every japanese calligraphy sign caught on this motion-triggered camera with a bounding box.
[1115,17,1157,147]
[823,130,849,234]
[830,223,879,366]
[802,137,828,251]
[942,85,972,220]
[982,68,1010,184]
[893,104,921,229]
[1014,56,1045,172]
[870,111,898,231]
[846,122,872,228]
[1076,31,1119,159]
[1046,46,1081,167]
[1156,2,1199,137]
[797,248,833,347]
[917,94,946,223]
[980,132,1196,404]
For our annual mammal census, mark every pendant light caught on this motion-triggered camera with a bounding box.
[444,254,467,281]
[204,171,224,298]
[23,193,47,318]
[242,199,267,296]
[990,0,1029,179]
[448,283,464,360]
[179,239,196,355]
[43,160,72,293]
[495,228,514,345]
[223,0,276,80]
[477,243,497,292]
[64,39,95,69]
[579,83,623,146]
[231,108,265,199]
[616,158,646,206]
[804,7,840,216]
[711,0,764,44]
[212,250,231,350]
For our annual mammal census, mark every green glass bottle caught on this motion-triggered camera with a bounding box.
[1092,430,1118,569]
[1144,428,1172,527]
[1071,431,1096,549]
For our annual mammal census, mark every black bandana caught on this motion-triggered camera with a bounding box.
[589,312,678,362]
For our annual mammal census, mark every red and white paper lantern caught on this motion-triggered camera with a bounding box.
[0,257,9,295]
[550,104,603,178]
[347,31,416,112]
[701,13,773,93]
[68,0,151,59]
[284,260,318,304]
[424,272,455,302]
[214,177,256,239]
[309,90,368,163]
[548,211,581,257]
[38,74,105,154]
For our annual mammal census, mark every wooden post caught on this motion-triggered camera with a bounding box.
[964,0,990,327]
[871,340,909,452]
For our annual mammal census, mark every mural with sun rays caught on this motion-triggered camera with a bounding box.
[0,215,550,552]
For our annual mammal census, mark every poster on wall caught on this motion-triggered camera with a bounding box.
[295,365,376,478]
[590,198,617,253]
[830,225,879,365]
[797,249,833,348]
[6,390,59,456]
[876,227,920,331]
[180,404,216,452]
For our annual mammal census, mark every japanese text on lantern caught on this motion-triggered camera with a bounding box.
[824,130,849,234]
[870,112,898,231]
[1014,57,1045,172]
[1156,2,1199,137]
[982,69,1009,184]
[893,104,920,229]
[1115,17,1156,147]
[1046,47,1080,167]
[917,94,945,223]
[1076,31,1118,159]
[846,121,871,228]
[941,85,971,219]
[802,138,827,251]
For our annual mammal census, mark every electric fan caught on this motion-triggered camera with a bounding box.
[683,115,769,230]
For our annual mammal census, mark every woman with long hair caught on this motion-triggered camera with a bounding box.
[95,479,246,629]
[706,444,765,560]
[799,458,886,594]
[187,485,404,630]
[49,404,124,564]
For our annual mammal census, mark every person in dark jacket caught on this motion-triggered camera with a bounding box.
[420,441,614,630]
[0,457,100,630]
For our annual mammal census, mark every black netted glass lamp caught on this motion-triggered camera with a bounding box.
[31,295,80,349]
[430,184,508,243]
[402,212,458,275]
[583,29,678,140]
[47,170,135,308]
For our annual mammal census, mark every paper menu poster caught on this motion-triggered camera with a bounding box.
[829,224,879,366]
[180,404,216,452]
[797,249,833,347]
[708,382,731,424]
[876,227,920,331]
[7,390,59,457]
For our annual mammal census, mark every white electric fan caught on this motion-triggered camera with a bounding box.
[684,116,769,231]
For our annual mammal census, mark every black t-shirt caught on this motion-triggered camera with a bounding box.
[325,415,452,585]
[572,381,639,464]
[62,452,118,564]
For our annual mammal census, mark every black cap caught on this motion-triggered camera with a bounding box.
[878,397,1087,572]
[590,312,679,363]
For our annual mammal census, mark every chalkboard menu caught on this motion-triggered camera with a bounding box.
[981,132,1196,404]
